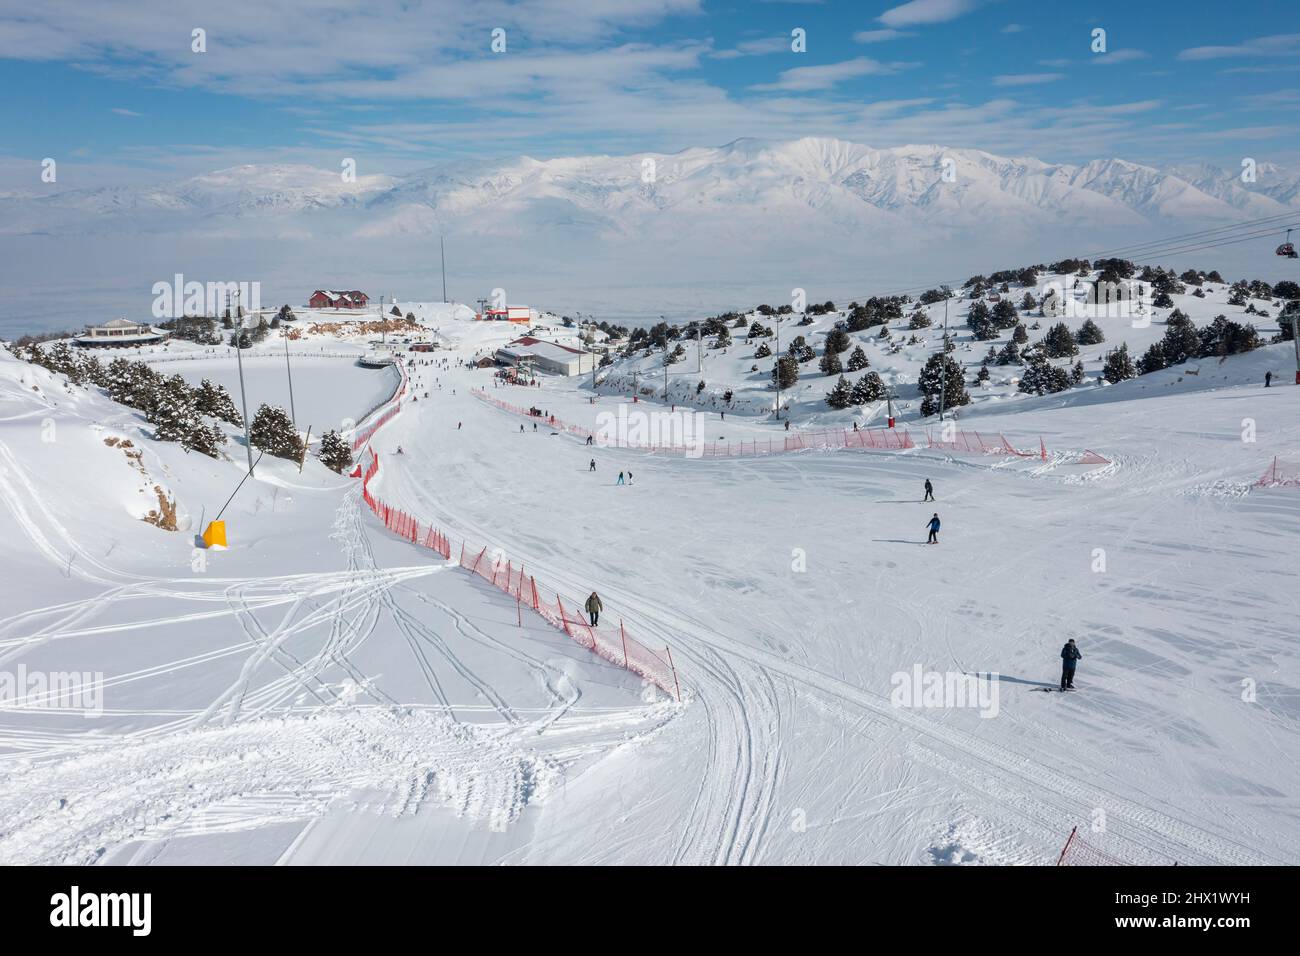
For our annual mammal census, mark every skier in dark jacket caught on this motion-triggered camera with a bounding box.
[589,459,596,471]
[926,513,940,544]
[1060,638,1082,690]
[1265,371,1273,388]
[923,479,934,501]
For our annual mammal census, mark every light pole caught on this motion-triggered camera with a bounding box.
[229,292,255,477]
[937,296,950,421]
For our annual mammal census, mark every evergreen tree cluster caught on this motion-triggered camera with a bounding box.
[6,343,242,459]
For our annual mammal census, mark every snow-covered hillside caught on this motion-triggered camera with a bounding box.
[593,268,1298,426]
[1,297,1297,865]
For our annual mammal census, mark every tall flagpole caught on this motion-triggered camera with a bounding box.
[440,235,447,303]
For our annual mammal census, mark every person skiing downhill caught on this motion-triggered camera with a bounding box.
[1060,638,1082,690]
[617,471,625,485]
[926,513,940,544]
[923,479,934,502]
[585,591,603,627]
[589,459,596,471]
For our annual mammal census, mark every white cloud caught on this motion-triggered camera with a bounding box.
[1000,24,1027,34]
[879,0,978,29]
[853,29,911,44]
[1178,33,1300,61]
[993,73,1063,86]
[752,57,920,92]
[1090,49,1149,66]
[110,107,143,116]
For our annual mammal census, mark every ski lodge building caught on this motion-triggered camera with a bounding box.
[309,290,370,310]
[494,336,595,377]
[477,305,536,323]
[75,318,166,347]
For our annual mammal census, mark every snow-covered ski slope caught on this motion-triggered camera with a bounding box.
[0,302,1297,865]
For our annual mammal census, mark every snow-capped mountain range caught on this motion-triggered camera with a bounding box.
[6,138,1297,240]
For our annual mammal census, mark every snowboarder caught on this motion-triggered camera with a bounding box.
[586,435,594,445]
[924,479,934,502]
[1060,638,1082,690]
[589,459,596,471]
[617,471,625,485]
[457,422,462,430]
[1265,370,1273,388]
[926,513,940,544]
[627,471,634,485]
[396,446,403,455]
[585,591,603,627]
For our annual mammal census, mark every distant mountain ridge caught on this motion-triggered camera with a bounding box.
[5,138,1297,241]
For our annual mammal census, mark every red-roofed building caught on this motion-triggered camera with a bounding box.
[309,290,369,309]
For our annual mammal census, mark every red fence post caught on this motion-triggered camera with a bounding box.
[620,619,629,668]
[665,645,681,703]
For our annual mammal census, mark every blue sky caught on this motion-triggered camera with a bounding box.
[1,0,1298,186]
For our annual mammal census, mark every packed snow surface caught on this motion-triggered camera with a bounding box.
[0,298,1297,865]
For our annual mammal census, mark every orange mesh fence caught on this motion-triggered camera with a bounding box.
[926,427,1041,457]
[473,389,914,457]
[1255,456,1300,488]
[361,450,681,700]
[1055,826,1129,866]
[351,362,409,451]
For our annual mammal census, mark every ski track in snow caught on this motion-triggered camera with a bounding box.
[3,320,1298,865]
[370,372,1297,866]
[0,423,668,860]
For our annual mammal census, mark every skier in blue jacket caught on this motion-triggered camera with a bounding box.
[1060,638,1082,690]
[926,513,940,544]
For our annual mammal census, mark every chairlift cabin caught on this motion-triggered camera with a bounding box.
[1277,228,1298,259]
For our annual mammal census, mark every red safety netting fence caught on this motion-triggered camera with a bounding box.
[1055,826,1129,866]
[351,362,409,451]
[1077,449,1111,465]
[359,450,681,700]
[1254,456,1300,488]
[458,541,680,699]
[925,427,1042,458]
[473,389,915,457]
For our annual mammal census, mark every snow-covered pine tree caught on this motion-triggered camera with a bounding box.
[1136,341,1168,375]
[1102,344,1136,383]
[1042,322,1080,358]
[824,327,851,353]
[846,345,869,371]
[819,348,843,376]
[851,370,885,404]
[194,378,243,426]
[1018,356,1071,395]
[825,375,853,409]
[995,340,1022,366]
[317,429,353,473]
[992,299,1019,330]
[755,342,772,358]
[249,404,304,461]
[771,356,799,390]
[1076,318,1106,345]
[918,353,970,416]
